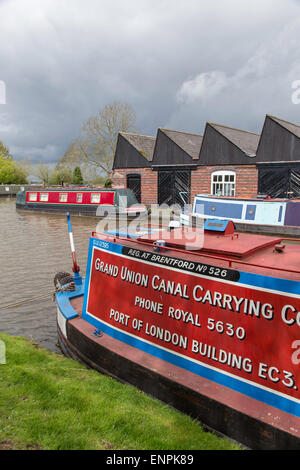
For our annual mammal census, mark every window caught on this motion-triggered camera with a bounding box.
[76,193,83,203]
[211,171,236,197]
[29,192,37,202]
[91,193,101,204]
[39,192,49,202]
[59,193,68,202]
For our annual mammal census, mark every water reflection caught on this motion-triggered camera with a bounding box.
[0,198,97,352]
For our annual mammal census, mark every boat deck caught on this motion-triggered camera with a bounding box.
[94,228,300,281]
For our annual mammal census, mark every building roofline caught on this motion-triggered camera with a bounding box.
[207,121,260,137]
[119,131,156,140]
[159,127,203,138]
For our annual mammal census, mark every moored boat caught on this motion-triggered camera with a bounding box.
[180,194,300,236]
[16,186,147,218]
[55,215,300,449]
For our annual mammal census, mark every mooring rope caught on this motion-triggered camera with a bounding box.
[0,280,77,311]
[0,291,54,311]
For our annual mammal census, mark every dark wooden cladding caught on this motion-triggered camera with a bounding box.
[290,169,300,197]
[152,129,196,166]
[127,174,141,203]
[199,123,258,165]
[113,133,151,169]
[258,165,290,198]
[158,170,191,206]
[112,114,300,206]
[258,162,300,198]
[113,115,300,171]
[256,115,300,163]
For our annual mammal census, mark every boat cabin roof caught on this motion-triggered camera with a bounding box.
[195,194,300,203]
[96,226,300,280]
[25,187,124,192]
[137,227,282,258]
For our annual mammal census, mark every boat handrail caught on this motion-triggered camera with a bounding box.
[95,232,300,276]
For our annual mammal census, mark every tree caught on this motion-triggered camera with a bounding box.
[57,141,82,170]
[49,167,73,186]
[34,162,52,185]
[104,178,112,188]
[0,141,27,184]
[73,166,83,185]
[60,102,137,178]
[0,140,11,159]
[0,154,27,184]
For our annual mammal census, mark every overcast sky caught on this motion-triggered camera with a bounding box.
[1,0,300,163]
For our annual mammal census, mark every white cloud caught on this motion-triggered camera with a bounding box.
[177,71,229,104]
[170,10,300,133]
[0,0,300,160]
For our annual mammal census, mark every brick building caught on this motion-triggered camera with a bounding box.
[112,114,300,207]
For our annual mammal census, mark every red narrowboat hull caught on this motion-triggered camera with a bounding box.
[16,187,148,218]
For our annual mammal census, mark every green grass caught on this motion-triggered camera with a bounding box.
[0,332,241,450]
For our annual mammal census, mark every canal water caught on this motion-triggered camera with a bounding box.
[0,197,98,353]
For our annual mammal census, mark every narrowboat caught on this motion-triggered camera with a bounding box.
[55,215,300,450]
[180,194,300,236]
[16,186,147,218]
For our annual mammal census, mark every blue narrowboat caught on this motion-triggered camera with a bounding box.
[180,194,300,236]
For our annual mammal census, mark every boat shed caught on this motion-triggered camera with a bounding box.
[191,122,260,202]
[113,132,156,203]
[151,128,203,206]
[112,114,300,207]
[255,115,300,198]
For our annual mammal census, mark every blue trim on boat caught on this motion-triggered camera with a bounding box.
[238,271,300,296]
[195,199,243,219]
[245,205,256,221]
[204,219,231,232]
[82,238,124,323]
[56,281,85,320]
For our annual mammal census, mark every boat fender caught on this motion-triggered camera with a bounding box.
[53,272,75,292]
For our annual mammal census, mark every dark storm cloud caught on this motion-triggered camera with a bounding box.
[0,0,300,162]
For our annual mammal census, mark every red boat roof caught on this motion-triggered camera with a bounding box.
[137,227,282,258]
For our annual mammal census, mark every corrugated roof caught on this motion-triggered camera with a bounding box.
[267,115,300,139]
[209,122,260,156]
[160,128,203,160]
[120,132,156,161]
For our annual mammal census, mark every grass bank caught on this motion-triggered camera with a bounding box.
[0,332,241,450]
